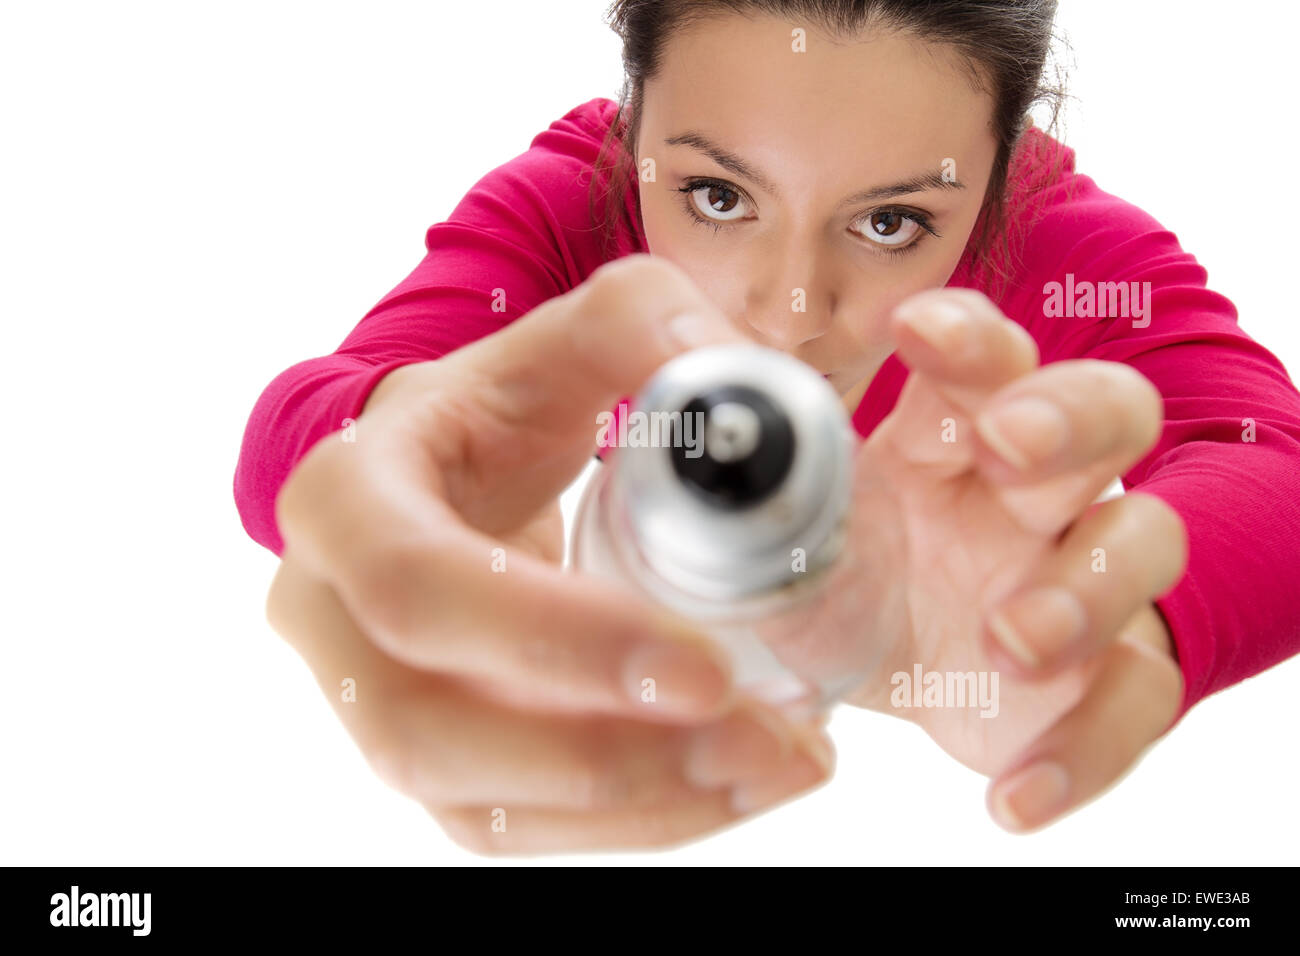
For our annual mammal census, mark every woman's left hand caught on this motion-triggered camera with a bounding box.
[758,287,1189,833]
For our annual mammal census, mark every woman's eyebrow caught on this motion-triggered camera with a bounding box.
[664,131,779,195]
[663,130,966,203]
[840,171,966,206]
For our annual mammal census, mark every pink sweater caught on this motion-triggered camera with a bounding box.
[234,97,1300,726]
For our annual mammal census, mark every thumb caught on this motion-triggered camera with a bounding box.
[444,253,749,519]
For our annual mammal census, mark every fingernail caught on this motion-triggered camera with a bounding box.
[976,397,1070,470]
[622,639,732,716]
[729,737,833,815]
[683,710,790,789]
[987,611,1040,669]
[989,587,1088,668]
[897,299,969,353]
[990,761,1070,831]
[664,311,731,350]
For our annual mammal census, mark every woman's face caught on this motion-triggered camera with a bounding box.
[636,15,999,408]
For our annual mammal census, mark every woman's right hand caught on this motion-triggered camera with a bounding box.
[265,255,834,855]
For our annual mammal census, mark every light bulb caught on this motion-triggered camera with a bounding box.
[570,343,875,719]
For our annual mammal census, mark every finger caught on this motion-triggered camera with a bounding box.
[679,702,800,788]
[972,357,1163,495]
[268,555,822,809]
[501,498,566,564]
[983,492,1188,676]
[985,619,1183,833]
[428,736,833,855]
[433,253,752,530]
[973,360,1164,535]
[381,685,821,811]
[277,443,735,722]
[890,288,1041,410]
[877,288,1039,476]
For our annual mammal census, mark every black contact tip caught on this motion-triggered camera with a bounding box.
[669,385,795,509]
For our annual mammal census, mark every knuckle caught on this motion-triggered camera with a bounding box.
[274,443,340,543]
[1158,651,1186,714]
[1127,637,1184,730]
[1091,361,1164,445]
[429,807,501,856]
[363,738,417,797]
[517,633,583,679]
[621,807,699,849]
[583,254,691,316]
[567,729,633,811]
[1118,369,1164,443]
[1110,493,1155,544]
[1126,491,1184,542]
[263,563,295,638]
[347,538,439,651]
[573,756,630,811]
[1163,661,1186,723]
[360,696,461,803]
[1145,491,1185,538]
[359,710,440,797]
[1130,493,1190,575]
[262,555,325,650]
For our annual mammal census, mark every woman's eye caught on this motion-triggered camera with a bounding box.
[855,211,922,247]
[689,183,750,222]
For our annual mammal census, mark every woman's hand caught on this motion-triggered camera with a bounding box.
[833,287,1189,832]
[265,254,833,855]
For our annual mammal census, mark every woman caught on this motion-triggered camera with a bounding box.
[234,0,1300,854]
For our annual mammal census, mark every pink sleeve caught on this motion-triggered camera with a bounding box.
[1003,173,1300,726]
[233,97,640,556]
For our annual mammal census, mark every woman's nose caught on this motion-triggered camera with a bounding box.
[741,250,835,351]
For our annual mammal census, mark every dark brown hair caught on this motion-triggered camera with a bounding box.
[588,0,1066,291]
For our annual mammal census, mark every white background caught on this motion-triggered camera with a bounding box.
[2,0,1297,865]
